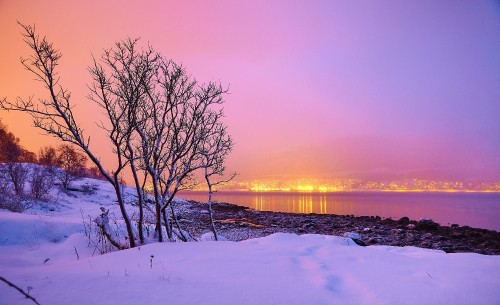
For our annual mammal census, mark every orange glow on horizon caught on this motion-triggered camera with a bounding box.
[224,179,500,193]
[1,1,499,187]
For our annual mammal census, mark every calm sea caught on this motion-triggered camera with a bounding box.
[177,191,500,231]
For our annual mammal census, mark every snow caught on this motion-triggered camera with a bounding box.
[1,178,499,305]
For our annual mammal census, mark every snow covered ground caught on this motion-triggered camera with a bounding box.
[1,178,499,305]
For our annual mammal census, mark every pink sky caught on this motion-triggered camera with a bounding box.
[1,0,499,182]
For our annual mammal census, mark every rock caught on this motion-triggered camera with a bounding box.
[368,236,384,245]
[183,200,499,255]
[417,218,440,230]
[451,231,466,239]
[343,232,366,247]
[200,232,228,241]
[302,222,314,229]
[391,228,404,234]
[343,232,362,240]
[398,216,410,224]
[423,233,433,240]
[351,238,367,247]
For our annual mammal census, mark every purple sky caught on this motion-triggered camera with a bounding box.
[1,1,499,181]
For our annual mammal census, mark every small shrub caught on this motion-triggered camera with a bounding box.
[30,165,55,199]
[56,144,87,190]
[6,163,29,195]
[81,182,99,195]
[0,167,10,193]
[0,193,31,212]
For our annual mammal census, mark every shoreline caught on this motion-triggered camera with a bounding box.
[177,190,500,232]
[178,200,500,255]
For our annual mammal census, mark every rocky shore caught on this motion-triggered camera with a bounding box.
[178,200,500,255]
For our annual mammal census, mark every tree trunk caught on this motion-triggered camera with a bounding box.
[129,160,144,244]
[208,196,218,241]
[113,183,136,248]
[155,201,163,242]
[162,208,173,241]
[150,174,163,242]
[205,172,219,241]
[170,202,188,242]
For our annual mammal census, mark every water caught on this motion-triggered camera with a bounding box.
[177,191,500,231]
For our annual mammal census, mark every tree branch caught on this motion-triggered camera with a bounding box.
[0,276,42,305]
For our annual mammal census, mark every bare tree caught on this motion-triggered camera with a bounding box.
[56,144,87,190]
[0,119,22,163]
[28,146,58,200]
[200,112,235,241]
[87,38,160,244]
[5,162,29,196]
[134,59,200,241]
[30,164,55,199]
[85,165,106,180]
[1,23,234,246]
[0,119,32,196]
[38,145,59,168]
[0,23,136,248]
[91,40,234,242]
[136,62,232,241]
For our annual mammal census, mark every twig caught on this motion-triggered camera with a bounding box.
[0,276,42,305]
[80,208,88,236]
[74,246,80,260]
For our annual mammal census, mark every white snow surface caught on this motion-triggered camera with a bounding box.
[1,178,499,305]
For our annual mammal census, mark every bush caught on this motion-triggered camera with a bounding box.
[0,164,28,212]
[0,167,10,193]
[30,165,55,199]
[81,182,99,195]
[2,163,29,196]
[0,193,31,212]
[56,144,88,190]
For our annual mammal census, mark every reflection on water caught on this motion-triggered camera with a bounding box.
[177,191,500,231]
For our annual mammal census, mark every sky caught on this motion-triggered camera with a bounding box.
[1,0,499,182]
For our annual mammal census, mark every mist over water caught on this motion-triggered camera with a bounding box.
[234,136,500,181]
[178,191,500,231]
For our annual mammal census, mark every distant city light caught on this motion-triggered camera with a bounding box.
[187,178,500,193]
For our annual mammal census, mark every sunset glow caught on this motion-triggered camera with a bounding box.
[199,178,500,193]
[1,3,500,304]
[1,1,499,185]
[144,180,500,194]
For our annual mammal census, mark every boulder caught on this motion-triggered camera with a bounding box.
[343,232,367,247]
[417,218,440,230]
[397,216,410,224]
[343,232,362,240]
[407,224,416,230]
